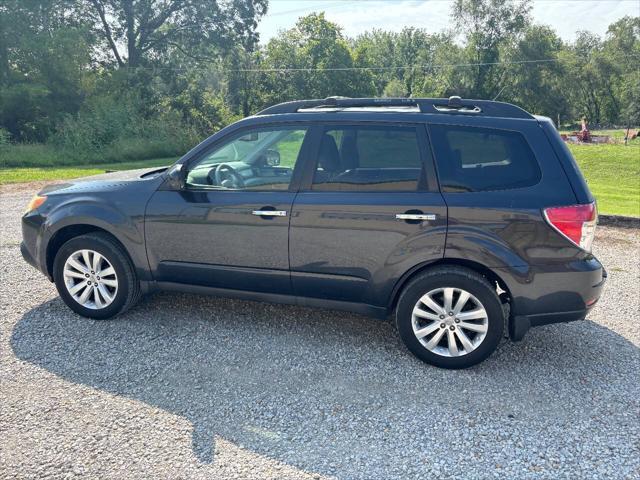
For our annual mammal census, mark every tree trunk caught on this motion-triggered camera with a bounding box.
[0,21,8,85]
[122,0,139,67]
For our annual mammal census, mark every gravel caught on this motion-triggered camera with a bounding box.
[1,185,639,479]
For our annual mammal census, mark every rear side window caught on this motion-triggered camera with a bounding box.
[311,125,426,191]
[430,125,541,192]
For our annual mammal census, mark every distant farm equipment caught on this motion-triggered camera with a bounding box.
[559,118,640,145]
[561,118,613,144]
[561,133,612,144]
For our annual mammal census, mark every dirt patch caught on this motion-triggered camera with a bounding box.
[0,180,65,195]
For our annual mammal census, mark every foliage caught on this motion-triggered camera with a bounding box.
[259,13,375,103]
[0,0,638,170]
[0,127,10,146]
[0,0,92,141]
[451,0,532,98]
[81,0,268,67]
[605,16,640,124]
[383,79,408,98]
[354,28,448,97]
[506,26,568,117]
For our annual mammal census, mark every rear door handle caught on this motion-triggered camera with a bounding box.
[395,213,437,221]
[252,210,287,217]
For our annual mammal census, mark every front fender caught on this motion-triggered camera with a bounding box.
[39,196,150,281]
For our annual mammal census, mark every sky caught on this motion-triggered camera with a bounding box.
[257,0,640,43]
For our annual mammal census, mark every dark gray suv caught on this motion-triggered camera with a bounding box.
[21,97,606,368]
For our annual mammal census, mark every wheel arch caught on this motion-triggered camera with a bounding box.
[46,225,131,280]
[388,258,512,312]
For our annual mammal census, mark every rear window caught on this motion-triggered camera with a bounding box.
[430,125,541,192]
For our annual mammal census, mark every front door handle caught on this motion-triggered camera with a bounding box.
[252,210,287,217]
[396,213,437,221]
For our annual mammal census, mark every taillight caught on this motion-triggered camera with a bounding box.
[543,202,597,252]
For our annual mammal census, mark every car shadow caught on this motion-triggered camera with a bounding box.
[11,292,640,476]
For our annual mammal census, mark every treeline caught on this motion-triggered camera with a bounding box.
[0,0,638,166]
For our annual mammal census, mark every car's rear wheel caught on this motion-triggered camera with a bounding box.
[53,232,140,319]
[396,266,504,369]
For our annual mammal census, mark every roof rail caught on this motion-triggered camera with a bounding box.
[256,96,533,119]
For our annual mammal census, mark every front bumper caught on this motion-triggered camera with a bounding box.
[508,264,607,341]
[21,241,39,270]
[21,209,48,277]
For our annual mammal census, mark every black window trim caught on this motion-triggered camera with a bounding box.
[298,121,440,194]
[426,122,542,194]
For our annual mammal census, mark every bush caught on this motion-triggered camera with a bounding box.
[0,83,54,143]
[0,143,64,168]
[27,92,204,166]
[1,86,235,168]
[0,102,201,168]
[53,96,138,153]
[0,128,11,147]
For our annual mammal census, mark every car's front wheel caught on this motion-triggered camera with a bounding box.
[396,266,504,369]
[53,232,140,319]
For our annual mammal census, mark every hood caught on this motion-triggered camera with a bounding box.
[39,166,169,195]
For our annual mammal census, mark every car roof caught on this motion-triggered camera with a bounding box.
[256,96,534,120]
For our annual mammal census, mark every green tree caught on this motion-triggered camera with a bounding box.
[560,32,620,124]
[83,0,268,68]
[452,0,532,98]
[603,16,640,124]
[506,25,568,118]
[383,78,407,97]
[224,47,264,116]
[259,13,374,104]
[0,0,91,141]
[409,34,463,98]
[354,28,447,97]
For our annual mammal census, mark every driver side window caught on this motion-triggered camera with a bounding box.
[186,127,308,190]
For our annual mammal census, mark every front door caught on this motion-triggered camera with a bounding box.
[145,125,310,294]
[289,123,447,307]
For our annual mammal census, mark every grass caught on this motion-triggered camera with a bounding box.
[0,157,178,185]
[275,131,306,167]
[569,142,640,217]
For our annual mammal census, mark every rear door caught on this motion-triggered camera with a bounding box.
[289,123,447,308]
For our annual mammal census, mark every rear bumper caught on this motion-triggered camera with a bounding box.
[507,264,607,341]
[510,308,591,341]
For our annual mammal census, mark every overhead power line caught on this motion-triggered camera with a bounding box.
[231,58,562,72]
[116,54,640,74]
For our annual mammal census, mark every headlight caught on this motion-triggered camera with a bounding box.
[25,194,47,213]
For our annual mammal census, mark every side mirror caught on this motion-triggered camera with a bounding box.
[265,149,280,166]
[165,164,186,190]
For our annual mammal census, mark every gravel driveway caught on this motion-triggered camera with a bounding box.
[1,184,639,479]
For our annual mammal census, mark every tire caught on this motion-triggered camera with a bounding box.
[395,266,504,369]
[53,232,141,319]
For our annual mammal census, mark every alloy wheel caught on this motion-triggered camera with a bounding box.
[411,287,488,357]
[62,249,118,310]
